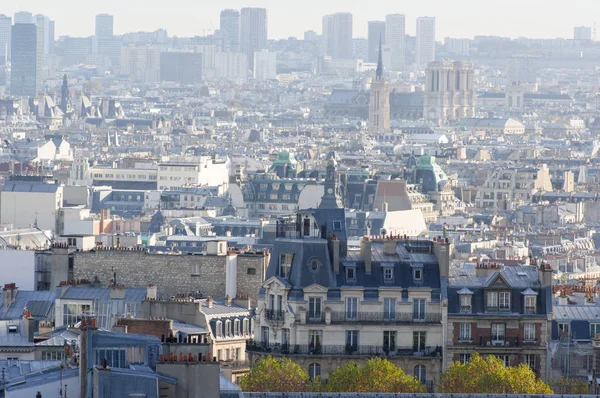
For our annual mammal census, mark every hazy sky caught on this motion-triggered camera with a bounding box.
[4,0,598,40]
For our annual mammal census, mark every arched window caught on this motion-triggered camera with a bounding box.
[243,318,249,335]
[414,364,427,384]
[234,319,240,336]
[308,363,321,379]
[225,320,232,337]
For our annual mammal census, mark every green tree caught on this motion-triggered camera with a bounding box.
[237,356,309,392]
[325,358,426,393]
[550,376,589,394]
[438,353,553,394]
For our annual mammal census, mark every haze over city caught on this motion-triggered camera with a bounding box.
[3,0,598,39]
[2,2,600,398]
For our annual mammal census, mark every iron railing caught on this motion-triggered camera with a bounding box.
[329,312,442,324]
[264,309,286,321]
[246,342,442,358]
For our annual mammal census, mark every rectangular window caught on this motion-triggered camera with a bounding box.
[558,323,570,338]
[525,295,536,313]
[383,268,394,281]
[383,331,396,351]
[523,354,536,371]
[346,267,356,282]
[308,297,322,320]
[345,330,359,351]
[247,268,256,275]
[309,330,322,353]
[460,295,472,312]
[413,299,426,320]
[459,323,471,340]
[383,298,396,321]
[524,323,536,341]
[333,221,343,230]
[243,319,249,335]
[459,353,471,364]
[346,297,358,320]
[413,268,422,281]
[279,253,293,278]
[487,291,498,310]
[282,328,290,346]
[591,323,600,339]
[491,324,505,344]
[497,355,510,367]
[261,326,269,345]
[413,331,426,352]
[499,292,511,311]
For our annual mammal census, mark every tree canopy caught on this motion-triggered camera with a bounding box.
[550,376,589,394]
[325,358,426,393]
[237,356,309,392]
[438,353,553,394]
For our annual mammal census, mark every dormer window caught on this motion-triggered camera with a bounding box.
[487,291,511,312]
[333,221,343,231]
[8,325,18,334]
[346,267,356,282]
[521,288,537,314]
[279,253,293,278]
[457,288,473,313]
[382,263,394,283]
[412,264,424,283]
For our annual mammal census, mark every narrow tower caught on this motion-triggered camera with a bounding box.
[368,37,390,135]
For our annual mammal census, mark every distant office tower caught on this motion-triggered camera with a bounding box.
[220,9,240,52]
[0,15,11,61]
[253,50,276,80]
[14,11,34,24]
[444,37,470,56]
[423,61,475,124]
[369,40,390,134]
[353,38,368,60]
[416,17,435,68]
[95,14,120,63]
[215,52,248,81]
[240,8,267,70]
[304,30,319,42]
[120,46,160,83]
[11,23,39,97]
[574,26,592,41]
[160,52,203,84]
[385,14,405,70]
[507,55,537,84]
[367,21,385,63]
[322,13,353,59]
[35,15,52,55]
[63,37,93,65]
[48,20,55,54]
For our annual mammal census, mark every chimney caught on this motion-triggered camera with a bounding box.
[432,240,451,278]
[2,283,18,312]
[538,261,553,288]
[147,284,157,300]
[331,237,340,273]
[226,295,232,306]
[360,237,372,275]
[79,317,98,398]
[207,296,213,308]
[382,202,389,212]
[383,239,396,255]
[475,261,498,278]
[24,312,35,343]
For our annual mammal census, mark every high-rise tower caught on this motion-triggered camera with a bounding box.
[240,8,267,70]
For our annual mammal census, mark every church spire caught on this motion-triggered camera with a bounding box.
[376,35,383,79]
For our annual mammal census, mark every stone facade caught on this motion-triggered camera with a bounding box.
[66,249,267,301]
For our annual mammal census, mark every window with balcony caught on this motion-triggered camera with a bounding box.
[524,323,536,341]
[345,330,359,353]
[278,253,293,278]
[346,297,358,320]
[308,297,322,321]
[525,295,536,313]
[499,292,511,311]
[459,322,471,341]
[491,323,505,344]
[308,330,322,353]
[413,331,426,353]
[383,298,396,321]
[413,299,426,320]
[261,326,269,345]
[383,331,396,352]
[414,365,427,384]
[308,363,321,379]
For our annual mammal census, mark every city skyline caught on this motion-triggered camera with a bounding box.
[1,0,598,41]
